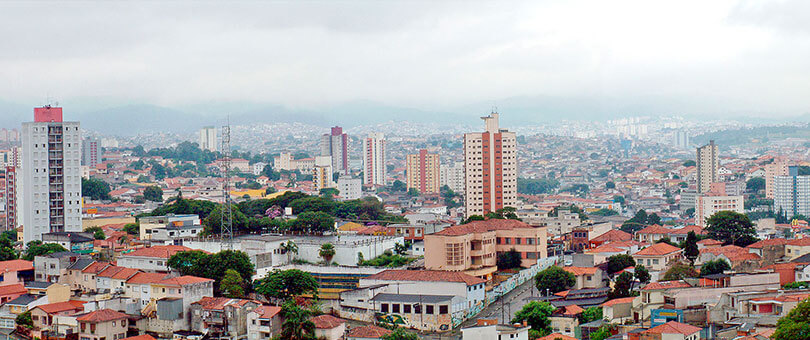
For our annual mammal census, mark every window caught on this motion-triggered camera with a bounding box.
[404,304,412,313]
[426,305,434,314]
[439,305,448,314]
[381,304,389,313]
[392,304,400,313]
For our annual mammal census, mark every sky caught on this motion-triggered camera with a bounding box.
[2,0,810,120]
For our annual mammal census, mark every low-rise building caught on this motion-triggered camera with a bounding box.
[247,305,282,340]
[461,320,530,340]
[117,245,193,273]
[42,232,95,254]
[640,321,701,340]
[189,297,260,339]
[311,314,346,340]
[76,309,129,340]
[346,325,392,340]
[632,243,683,272]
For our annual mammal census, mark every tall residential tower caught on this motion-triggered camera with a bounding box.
[199,126,217,152]
[463,112,517,217]
[21,106,82,244]
[696,140,719,193]
[406,149,440,194]
[363,133,386,186]
[320,126,348,174]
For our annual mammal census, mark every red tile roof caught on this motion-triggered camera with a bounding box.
[633,243,682,256]
[642,321,701,335]
[788,238,810,246]
[586,244,625,253]
[346,325,392,338]
[600,297,636,307]
[122,335,156,340]
[433,219,533,236]
[699,245,746,256]
[563,267,597,276]
[253,305,282,319]
[126,272,169,285]
[642,281,692,291]
[192,297,258,310]
[635,225,672,235]
[35,301,84,314]
[590,229,632,243]
[537,333,577,340]
[366,270,486,286]
[123,245,193,259]
[697,239,723,245]
[671,225,706,235]
[0,283,27,296]
[0,260,33,273]
[157,275,214,287]
[562,304,583,316]
[81,261,111,274]
[747,238,788,249]
[76,309,128,322]
[311,314,345,329]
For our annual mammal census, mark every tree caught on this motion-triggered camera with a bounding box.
[663,262,699,281]
[581,307,603,323]
[535,266,575,294]
[517,177,560,195]
[85,226,106,240]
[634,265,651,284]
[773,297,810,340]
[705,211,758,246]
[682,231,699,264]
[220,269,245,298]
[168,250,254,294]
[610,272,634,299]
[591,208,618,216]
[15,310,32,329]
[497,248,523,270]
[463,215,486,224]
[394,242,407,256]
[278,300,317,340]
[281,241,298,263]
[261,164,281,180]
[511,301,555,335]
[381,328,419,340]
[319,243,335,264]
[746,177,765,193]
[700,259,731,277]
[81,177,111,200]
[605,181,615,189]
[256,269,319,302]
[391,180,407,192]
[291,211,335,234]
[123,223,139,235]
[682,160,696,167]
[143,185,163,202]
[606,254,636,275]
[319,188,339,198]
[22,241,67,261]
[621,209,658,233]
[407,187,420,197]
[590,325,614,340]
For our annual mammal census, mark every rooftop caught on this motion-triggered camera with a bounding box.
[633,243,682,256]
[310,314,345,329]
[365,270,486,286]
[76,308,128,323]
[642,321,701,335]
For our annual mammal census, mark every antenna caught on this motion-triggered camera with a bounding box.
[220,116,233,249]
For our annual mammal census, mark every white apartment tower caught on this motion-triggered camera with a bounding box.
[81,137,101,167]
[440,161,465,196]
[21,106,83,244]
[463,112,518,217]
[696,140,719,194]
[363,133,386,186]
[199,126,218,152]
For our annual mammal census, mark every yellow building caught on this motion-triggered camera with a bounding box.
[406,149,440,194]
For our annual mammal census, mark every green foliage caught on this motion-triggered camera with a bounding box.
[606,254,636,274]
[15,310,32,329]
[358,251,415,267]
[289,196,337,215]
[261,164,281,180]
[605,181,615,189]
[682,231,699,263]
[148,197,218,220]
[82,177,111,200]
[391,180,407,192]
[256,269,319,302]
[663,262,699,281]
[517,177,560,195]
[682,160,696,167]
[581,307,603,323]
[440,185,461,209]
[220,269,245,298]
[621,209,661,233]
[497,248,523,270]
[319,188,339,198]
[535,266,575,294]
[167,250,254,294]
[407,187,420,197]
[705,210,758,246]
[783,281,810,289]
[591,208,618,216]
[511,301,555,336]
[292,211,336,234]
[22,241,67,261]
[463,215,486,224]
[319,243,336,263]
[278,299,317,340]
[394,242,408,256]
[746,177,766,192]
[590,325,614,340]
[143,185,163,202]
[146,141,219,167]
[85,226,106,240]
[381,328,419,340]
[634,265,651,284]
[123,223,139,235]
[203,206,249,235]
[610,272,634,299]
[773,298,810,340]
[612,195,625,204]
[656,237,676,246]
[700,259,731,277]
[560,184,590,197]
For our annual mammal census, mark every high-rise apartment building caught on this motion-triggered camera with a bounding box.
[199,126,217,152]
[440,161,465,196]
[4,166,17,230]
[81,137,101,168]
[320,126,348,174]
[312,156,334,191]
[337,175,362,201]
[696,140,719,193]
[406,149,440,194]
[463,112,517,217]
[363,133,386,186]
[21,106,82,244]
[695,185,744,226]
[775,166,810,218]
[765,158,789,199]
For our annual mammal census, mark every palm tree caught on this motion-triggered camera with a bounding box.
[279,300,316,340]
[319,243,335,265]
[281,240,298,264]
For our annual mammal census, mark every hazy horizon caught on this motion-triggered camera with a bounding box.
[3,0,810,125]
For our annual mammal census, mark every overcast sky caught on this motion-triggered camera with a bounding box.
[2,0,810,117]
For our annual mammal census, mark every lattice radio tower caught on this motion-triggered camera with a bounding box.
[220,119,233,249]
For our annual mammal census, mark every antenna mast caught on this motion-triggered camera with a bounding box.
[220,117,233,249]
